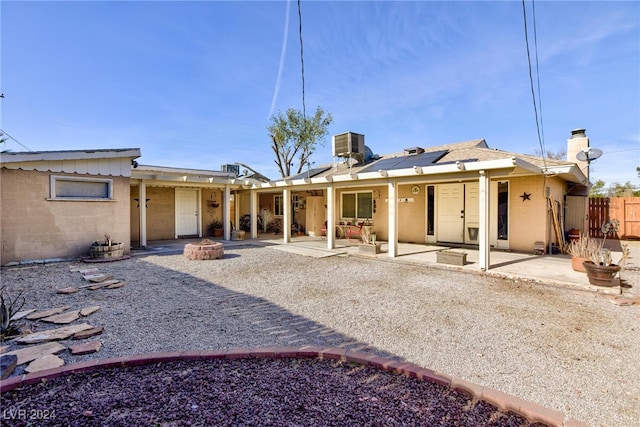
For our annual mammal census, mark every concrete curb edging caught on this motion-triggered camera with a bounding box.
[0,347,586,427]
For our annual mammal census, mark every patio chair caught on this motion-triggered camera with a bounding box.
[347,222,364,242]
[320,221,328,238]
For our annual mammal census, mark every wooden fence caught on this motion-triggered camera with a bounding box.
[589,197,640,239]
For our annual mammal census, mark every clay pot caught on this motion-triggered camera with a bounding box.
[582,261,621,287]
[571,256,590,272]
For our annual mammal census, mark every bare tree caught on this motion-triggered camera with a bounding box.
[268,106,333,178]
[533,148,566,160]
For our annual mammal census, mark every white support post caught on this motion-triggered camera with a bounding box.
[479,170,491,271]
[327,185,335,249]
[250,189,258,239]
[283,188,291,243]
[388,179,398,257]
[139,181,147,247]
[224,185,231,241]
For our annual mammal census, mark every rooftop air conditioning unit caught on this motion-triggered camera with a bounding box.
[332,132,365,158]
[221,164,240,176]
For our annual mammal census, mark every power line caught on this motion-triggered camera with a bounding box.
[0,128,33,152]
[531,0,546,160]
[521,0,547,172]
[297,0,306,120]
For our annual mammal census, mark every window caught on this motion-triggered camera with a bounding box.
[274,195,284,216]
[50,176,113,200]
[427,185,435,236]
[498,181,509,240]
[341,191,373,220]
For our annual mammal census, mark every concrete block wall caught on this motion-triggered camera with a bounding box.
[1,169,131,265]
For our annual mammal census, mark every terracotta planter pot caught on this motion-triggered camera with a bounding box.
[582,261,621,287]
[571,256,590,272]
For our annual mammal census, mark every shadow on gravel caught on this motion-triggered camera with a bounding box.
[2,247,403,378]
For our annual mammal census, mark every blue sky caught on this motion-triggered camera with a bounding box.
[1,1,638,186]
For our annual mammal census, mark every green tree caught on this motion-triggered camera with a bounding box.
[0,131,8,152]
[268,106,333,178]
[589,179,607,198]
[607,181,639,197]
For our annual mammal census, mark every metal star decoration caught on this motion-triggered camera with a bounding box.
[520,192,531,201]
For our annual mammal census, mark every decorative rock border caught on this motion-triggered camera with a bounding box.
[183,240,224,260]
[0,347,586,427]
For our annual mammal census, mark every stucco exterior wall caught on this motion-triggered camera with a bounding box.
[1,169,131,264]
[507,175,565,253]
[144,187,175,240]
[397,185,425,243]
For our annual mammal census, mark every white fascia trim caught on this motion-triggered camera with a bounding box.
[1,148,141,163]
[542,164,587,183]
[134,164,234,178]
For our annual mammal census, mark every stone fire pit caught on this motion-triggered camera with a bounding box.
[183,240,224,260]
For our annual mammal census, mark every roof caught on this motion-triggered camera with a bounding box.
[0,148,141,163]
[1,148,142,178]
[265,138,587,188]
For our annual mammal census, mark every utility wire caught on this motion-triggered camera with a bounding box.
[0,128,33,152]
[521,0,547,172]
[531,0,546,159]
[297,0,306,120]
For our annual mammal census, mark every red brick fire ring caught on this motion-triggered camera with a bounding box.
[183,240,224,260]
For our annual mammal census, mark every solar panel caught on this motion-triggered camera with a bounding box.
[360,150,448,173]
[287,166,332,180]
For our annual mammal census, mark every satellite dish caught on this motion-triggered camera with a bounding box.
[576,147,602,162]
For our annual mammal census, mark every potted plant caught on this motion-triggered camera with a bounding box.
[208,220,224,238]
[565,233,601,272]
[581,219,629,286]
[90,234,124,259]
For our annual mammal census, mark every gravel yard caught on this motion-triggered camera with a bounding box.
[1,244,639,426]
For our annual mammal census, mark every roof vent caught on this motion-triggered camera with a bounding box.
[570,128,586,139]
[332,132,365,158]
[221,164,240,176]
[404,147,425,156]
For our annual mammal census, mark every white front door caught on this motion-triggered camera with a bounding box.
[176,189,199,237]
[437,183,465,243]
[464,183,479,244]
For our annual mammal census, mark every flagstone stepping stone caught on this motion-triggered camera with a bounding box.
[3,342,66,365]
[73,326,104,340]
[79,279,120,289]
[106,282,125,289]
[0,354,18,379]
[606,296,640,306]
[57,287,80,294]
[25,354,64,373]
[80,306,100,317]
[83,273,113,283]
[17,323,93,344]
[26,306,71,320]
[42,310,80,324]
[69,340,101,355]
[10,309,36,321]
[0,345,9,354]
[78,268,100,275]
[87,282,111,290]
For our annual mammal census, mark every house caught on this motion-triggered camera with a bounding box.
[234,129,590,270]
[0,148,141,264]
[128,164,265,246]
[1,129,591,270]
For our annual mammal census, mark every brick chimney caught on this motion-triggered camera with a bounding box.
[567,128,589,180]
